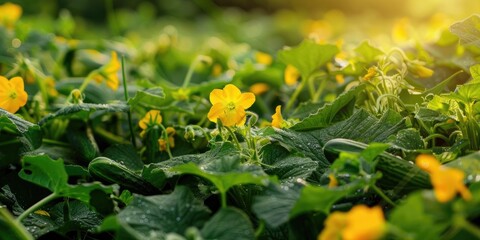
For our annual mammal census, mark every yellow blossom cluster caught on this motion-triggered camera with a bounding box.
[318,205,386,240]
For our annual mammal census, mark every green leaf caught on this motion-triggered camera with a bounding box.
[446,151,480,184]
[103,144,144,171]
[450,14,480,48]
[38,103,129,125]
[470,64,480,82]
[354,41,384,63]
[277,40,338,78]
[454,83,480,102]
[127,87,165,109]
[200,207,255,240]
[171,156,270,196]
[149,142,237,178]
[272,109,404,172]
[290,183,358,217]
[252,183,302,228]
[141,164,167,189]
[389,192,447,240]
[18,154,113,203]
[116,186,211,236]
[23,200,102,237]
[392,128,425,151]
[0,208,34,240]
[0,109,42,150]
[261,144,318,183]
[291,85,364,131]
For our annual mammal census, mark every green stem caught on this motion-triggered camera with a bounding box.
[42,138,70,147]
[312,76,327,102]
[254,220,265,238]
[459,218,480,239]
[0,138,20,146]
[285,74,309,112]
[225,126,241,150]
[220,192,227,208]
[121,55,137,148]
[94,127,130,144]
[20,107,34,123]
[17,193,58,222]
[371,185,396,207]
[105,0,119,36]
[0,207,33,240]
[182,55,203,88]
[424,134,449,145]
[158,124,173,159]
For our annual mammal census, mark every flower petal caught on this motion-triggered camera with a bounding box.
[223,84,241,99]
[236,92,255,109]
[0,76,10,90]
[10,77,24,90]
[415,154,441,173]
[207,103,224,123]
[271,105,283,128]
[210,89,227,105]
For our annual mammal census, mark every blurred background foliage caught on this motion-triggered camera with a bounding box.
[3,0,480,50]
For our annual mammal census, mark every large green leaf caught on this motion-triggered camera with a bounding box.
[354,41,384,63]
[277,40,338,78]
[453,83,480,103]
[272,109,405,171]
[392,128,425,151]
[22,200,102,238]
[0,109,42,150]
[291,85,364,131]
[171,156,271,196]
[261,144,318,184]
[103,144,144,171]
[200,207,255,240]
[252,184,302,228]
[18,154,113,203]
[389,192,447,240]
[116,186,211,237]
[38,103,129,125]
[127,87,165,109]
[290,183,358,217]
[450,14,480,48]
[470,64,480,82]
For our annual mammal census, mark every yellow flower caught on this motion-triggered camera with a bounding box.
[362,67,377,81]
[0,2,22,29]
[416,154,472,203]
[318,211,347,240]
[138,110,162,137]
[207,84,255,127]
[92,51,120,91]
[328,173,338,188]
[343,205,385,240]
[318,205,385,240]
[0,76,28,113]
[255,51,273,65]
[408,62,434,78]
[271,105,284,128]
[285,65,300,86]
[159,127,175,151]
[249,83,269,95]
[392,18,411,43]
[45,77,58,97]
